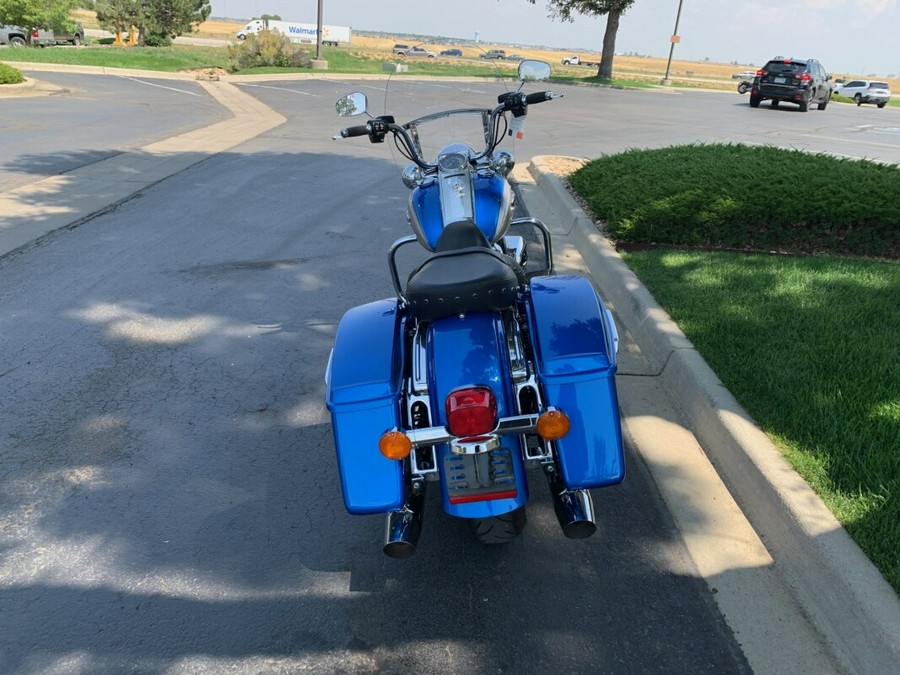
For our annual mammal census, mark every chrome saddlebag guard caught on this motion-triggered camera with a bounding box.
[325,299,407,514]
[526,275,625,489]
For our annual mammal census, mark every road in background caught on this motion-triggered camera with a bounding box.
[0,72,226,193]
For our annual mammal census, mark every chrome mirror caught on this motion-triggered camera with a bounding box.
[335,92,367,117]
[518,60,551,82]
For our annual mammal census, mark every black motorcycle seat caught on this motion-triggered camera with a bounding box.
[406,220,524,321]
[434,219,492,251]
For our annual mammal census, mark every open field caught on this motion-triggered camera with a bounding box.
[60,10,900,93]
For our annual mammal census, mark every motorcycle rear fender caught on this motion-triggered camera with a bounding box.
[427,312,528,518]
[326,299,406,514]
[526,275,625,489]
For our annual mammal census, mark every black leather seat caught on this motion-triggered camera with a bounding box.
[406,220,524,321]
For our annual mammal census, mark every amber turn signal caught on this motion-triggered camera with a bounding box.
[378,430,413,460]
[536,409,570,440]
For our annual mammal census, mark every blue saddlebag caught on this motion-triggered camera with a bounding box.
[326,299,406,514]
[526,276,625,489]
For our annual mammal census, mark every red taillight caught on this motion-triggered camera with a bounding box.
[757,69,766,77]
[445,386,497,438]
[798,73,811,82]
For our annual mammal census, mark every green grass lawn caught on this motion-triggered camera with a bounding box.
[0,44,229,71]
[569,145,900,592]
[0,43,636,85]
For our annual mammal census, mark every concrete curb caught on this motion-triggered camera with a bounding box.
[0,76,37,96]
[528,156,900,674]
[2,75,35,88]
[0,61,198,80]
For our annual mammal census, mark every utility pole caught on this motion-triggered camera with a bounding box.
[312,0,328,69]
[661,0,684,86]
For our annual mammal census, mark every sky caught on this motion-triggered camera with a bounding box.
[209,0,899,76]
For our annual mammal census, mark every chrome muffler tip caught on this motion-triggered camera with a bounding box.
[383,538,417,559]
[382,492,424,558]
[548,474,597,539]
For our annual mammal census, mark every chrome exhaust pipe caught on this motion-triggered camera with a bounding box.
[382,491,424,558]
[548,473,597,539]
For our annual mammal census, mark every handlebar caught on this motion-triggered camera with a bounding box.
[525,91,555,105]
[335,89,562,168]
[340,125,370,138]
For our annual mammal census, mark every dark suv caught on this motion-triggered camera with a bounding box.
[750,57,833,112]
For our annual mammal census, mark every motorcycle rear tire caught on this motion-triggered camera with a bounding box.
[469,506,527,545]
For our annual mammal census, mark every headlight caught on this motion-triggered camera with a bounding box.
[491,151,515,177]
[401,164,425,189]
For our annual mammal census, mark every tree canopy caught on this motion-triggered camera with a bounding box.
[0,0,81,40]
[95,0,211,45]
[527,0,636,78]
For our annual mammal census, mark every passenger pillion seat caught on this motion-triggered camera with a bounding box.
[405,219,525,321]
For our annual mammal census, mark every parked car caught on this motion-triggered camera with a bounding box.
[834,79,891,108]
[479,49,506,60]
[440,48,463,57]
[506,54,525,62]
[732,70,758,80]
[0,25,28,46]
[749,56,833,112]
[395,45,436,58]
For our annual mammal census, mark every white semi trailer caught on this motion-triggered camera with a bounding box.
[236,19,351,46]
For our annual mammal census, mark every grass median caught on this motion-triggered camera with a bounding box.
[569,144,900,593]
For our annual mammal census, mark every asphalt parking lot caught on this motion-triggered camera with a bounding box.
[0,64,898,672]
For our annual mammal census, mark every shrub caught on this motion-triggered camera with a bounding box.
[143,33,173,47]
[227,30,311,71]
[0,63,25,85]
[568,144,900,259]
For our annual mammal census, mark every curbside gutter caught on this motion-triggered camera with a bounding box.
[528,155,900,674]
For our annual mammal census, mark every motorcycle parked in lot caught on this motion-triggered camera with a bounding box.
[325,60,624,557]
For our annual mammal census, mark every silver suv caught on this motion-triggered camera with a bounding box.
[834,80,891,108]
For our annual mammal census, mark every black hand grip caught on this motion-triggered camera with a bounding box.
[340,125,370,138]
[524,91,552,105]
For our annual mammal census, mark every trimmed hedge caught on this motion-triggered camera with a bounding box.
[0,62,25,85]
[569,144,900,259]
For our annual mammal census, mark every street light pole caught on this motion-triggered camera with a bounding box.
[661,0,684,85]
[316,0,324,60]
[312,0,328,69]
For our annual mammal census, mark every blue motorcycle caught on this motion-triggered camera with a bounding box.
[326,60,624,557]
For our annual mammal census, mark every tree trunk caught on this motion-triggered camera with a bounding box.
[596,9,621,80]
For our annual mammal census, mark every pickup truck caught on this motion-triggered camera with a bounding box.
[0,24,84,46]
[395,45,436,58]
[561,55,599,66]
[0,25,27,46]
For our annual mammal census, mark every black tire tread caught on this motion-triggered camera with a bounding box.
[470,506,527,545]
